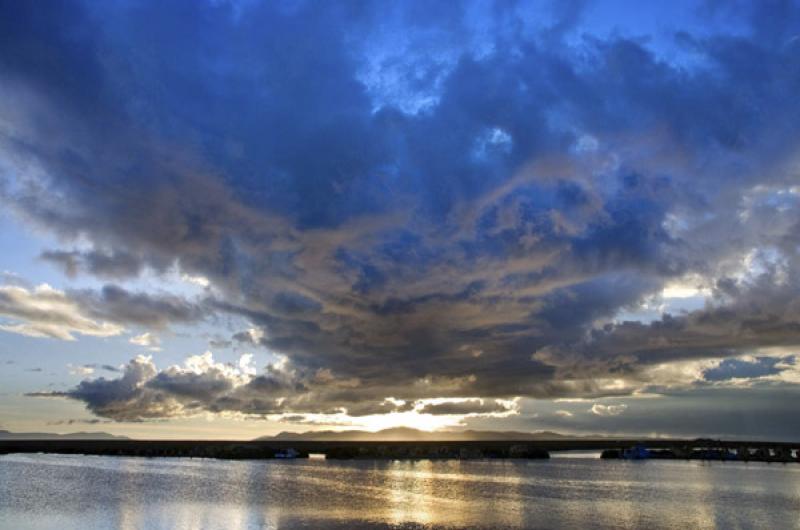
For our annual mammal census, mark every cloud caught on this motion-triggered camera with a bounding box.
[129,332,161,351]
[72,285,208,330]
[208,337,233,349]
[232,328,264,346]
[47,419,113,425]
[0,284,123,340]
[0,282,206,340]
[417,399,517,416]
[3,0,800,425]
[0,270,29,288]
[68,363,123,374]
[31,352,304,420]
[40,249,148,279]
[32,356,164,421]
[33,352,516,422]
[68,364,95,376]
[590,404,627,417]
[516,386,800,441]
[181,274,210,288]
[531,267,800,393]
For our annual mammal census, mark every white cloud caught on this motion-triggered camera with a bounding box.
[554,409,573,418]
[129,332,161,351]
[238,353,257,376]
[68,364,95,376]
[246,327,264,343]
[180,273,210,288]
[590,403,627,416]
[414,397,519,417]
[661,284,709,299]
[0,284,124,340]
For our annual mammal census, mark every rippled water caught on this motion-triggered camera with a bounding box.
[2,453,799,529]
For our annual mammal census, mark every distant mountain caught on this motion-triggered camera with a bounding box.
[255,427,580,442]
[0,430,129,440]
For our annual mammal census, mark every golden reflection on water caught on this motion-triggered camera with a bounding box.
[111,458,283,530]
[115,458,139,530]
[592,463,647,529]
[102,458,800,529]
[380,460,525,528]
[385,460,436,526]
[4,454,800,530]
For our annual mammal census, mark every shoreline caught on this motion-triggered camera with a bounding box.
[2,439,798,462]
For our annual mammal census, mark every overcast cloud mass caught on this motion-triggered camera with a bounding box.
[1,0,800,439]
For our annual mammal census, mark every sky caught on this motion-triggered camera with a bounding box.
[1,0,800,441]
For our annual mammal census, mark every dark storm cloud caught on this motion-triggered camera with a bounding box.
[40,249,148,280]
[232,331,257,345]
[31,353,517,421]
[29,356,163,421]
[4,0,800,421]
[418,399,515,416]
[532,266,800,389]
[71,285,209,330]
[30,353,370,420]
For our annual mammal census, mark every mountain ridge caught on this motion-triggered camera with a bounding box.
[254,427,593,442]
[0,430,129,440]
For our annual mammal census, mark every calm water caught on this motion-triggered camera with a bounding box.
[2,453,799,529]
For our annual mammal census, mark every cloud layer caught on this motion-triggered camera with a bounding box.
[34,352,518,422]
[0,283,206,340]
[2,1,800,426]
[0,284,122,340]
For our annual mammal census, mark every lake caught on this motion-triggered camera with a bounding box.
[1,452,799,529]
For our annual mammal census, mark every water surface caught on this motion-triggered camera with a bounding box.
[2,453,799,529]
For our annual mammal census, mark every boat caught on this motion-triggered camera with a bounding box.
[275,448,299,459]
[622,444,650,460]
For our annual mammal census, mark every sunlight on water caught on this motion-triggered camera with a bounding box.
[2,454,800,529]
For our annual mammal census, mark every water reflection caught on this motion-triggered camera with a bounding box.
[2,454,800,530]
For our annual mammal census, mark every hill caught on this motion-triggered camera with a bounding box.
[0,430,129,440]
[255,427,578,442]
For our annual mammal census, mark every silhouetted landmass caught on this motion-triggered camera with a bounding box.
[0,439,552,460]
[0,430,129,440]
[258,427,580,442]
[1,437,797,462]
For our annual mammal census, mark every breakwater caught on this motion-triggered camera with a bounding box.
[601,441,800,463]
[0,440,550,460]
[1,438,797,462]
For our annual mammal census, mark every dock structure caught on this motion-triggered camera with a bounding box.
[601,440,799,463]
[0,439,797,462]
